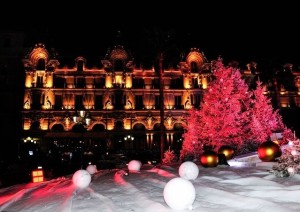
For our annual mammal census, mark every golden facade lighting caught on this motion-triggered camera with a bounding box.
[66,77,75,88]
[183,75,191,89]
[23,119,31,130]
[125,73,132,88]
[202,76,208,89]
[124,119,132,130]
[279,85,286,95]
[105,74,113,88]
[85,77,94,89]
[25,72,33,88]
[144,77,152,89]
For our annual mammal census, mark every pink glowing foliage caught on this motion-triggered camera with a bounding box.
[181,59,252,158]
[180,59,293,159]
[250,81,285,143]
[162,148,177,165]
[180,108,203,161]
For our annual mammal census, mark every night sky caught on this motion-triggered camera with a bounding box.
[3,2,299,71]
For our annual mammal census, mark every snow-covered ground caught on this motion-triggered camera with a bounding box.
[1,154,300,212]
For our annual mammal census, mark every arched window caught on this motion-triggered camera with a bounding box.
[37,58,46,70]
[114,59,123,71]
[191,62,198,73]
[77,60,84,71]
[92,124,105,132]
[51,124,64,132]
[115,120,123,130]
[31,121,40,130]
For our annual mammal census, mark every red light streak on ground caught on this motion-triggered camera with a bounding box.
[0,178,75,211]
[146,167,176,178]
[114,170,129,185]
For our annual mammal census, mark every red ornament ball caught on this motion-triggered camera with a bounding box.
[218,145,234,160]
[200,151,219,168]
[258,141,282,162]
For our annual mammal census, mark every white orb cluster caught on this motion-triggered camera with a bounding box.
[163,177,196,210]
[72,169,91,189]
[178,161,199,180]
[86,164,97,175]
[128,160,142,171]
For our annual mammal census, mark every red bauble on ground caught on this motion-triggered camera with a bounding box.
[200,151,219,168]
[258,141,282,162]
[218,145,234,160]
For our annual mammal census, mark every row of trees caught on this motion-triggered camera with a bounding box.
[180,59,293,161]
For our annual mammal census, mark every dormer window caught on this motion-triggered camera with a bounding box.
[77,60,84,71]
[37,58,46,70]
[191,61,198,72]
[114,59,124,71]
[75,57,86,71]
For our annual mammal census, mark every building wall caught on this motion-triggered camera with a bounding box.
[19,44,300,158]
[20,44,212,156]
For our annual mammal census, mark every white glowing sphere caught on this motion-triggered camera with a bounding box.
[163,177,196,210]
[291,149,298,156]
[86,164,97,175]
[287,167,296,176]
[179,161,199,180]
[72,169,91,189]
[128,160,142,171]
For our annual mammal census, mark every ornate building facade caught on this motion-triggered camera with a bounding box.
[20,43,300,162]
[20,43,213,159]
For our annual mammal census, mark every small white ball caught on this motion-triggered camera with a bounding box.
[291,149,298,156]
[179,161,199,180]
[86,164,97,175]
[128,160,142,171]
[72,169,91,189]
[287,167,295,176]
[163,177,196,210]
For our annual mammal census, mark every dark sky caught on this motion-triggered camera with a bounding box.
[3,2,299,70]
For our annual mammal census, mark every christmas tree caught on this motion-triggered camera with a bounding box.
[250,80,294,147]
[180,59,294,160]
[196,60,252,152]
[271,141,300,177]
[180,108,203,161]
[250,80,284,143]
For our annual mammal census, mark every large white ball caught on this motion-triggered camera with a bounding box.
[163,177,196,210]
[72,169,91,189]
[86,164,97,175]
[179,161,199,180]
[128,160,142,171]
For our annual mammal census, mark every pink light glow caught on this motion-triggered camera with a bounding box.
[146,167,176,178]
[114,170,129,185]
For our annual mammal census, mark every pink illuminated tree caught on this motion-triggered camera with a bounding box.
[198,60,253,151]
[250,81,283,143]
[250,80,294,143]
[180,59,294,159]
[180,108,203,161]
[180,59,253,159]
